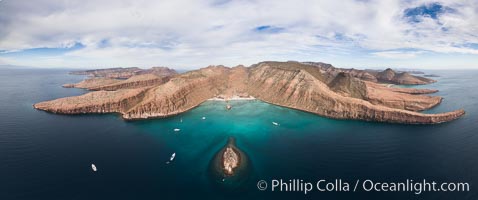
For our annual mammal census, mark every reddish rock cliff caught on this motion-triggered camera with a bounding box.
[34,61,465,124]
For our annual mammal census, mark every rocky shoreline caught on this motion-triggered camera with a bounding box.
[33,61,465,124]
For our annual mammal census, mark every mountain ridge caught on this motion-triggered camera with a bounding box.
[33,61,465,124]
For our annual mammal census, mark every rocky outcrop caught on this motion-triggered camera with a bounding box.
[64,67,176,91]
[376,68,436,85]
[135,67,178,77]
[121,66,229,119]
[62,77,122,89]
[212,137,247,177]
[364,82,442,111]
[223,147,239,175]
[69,67,142,78]
[69,66,177,79]
[88,74,170,91]
[247,62,463,124]
[33,88,149,114]
[302,62,435,85]
[303,61,378,82]
[34,61,465,124]
[387,87,438,95]
[328,72,367,99]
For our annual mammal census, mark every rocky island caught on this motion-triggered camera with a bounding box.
[209,137,250,185]
[213,137,247,177]
[33,61,465,124]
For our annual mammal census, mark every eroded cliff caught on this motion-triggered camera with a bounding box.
[34,61,465,124]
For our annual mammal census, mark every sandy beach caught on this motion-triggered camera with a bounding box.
[207,95,256,101]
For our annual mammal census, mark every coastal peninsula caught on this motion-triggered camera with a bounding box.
[33,61,465,124]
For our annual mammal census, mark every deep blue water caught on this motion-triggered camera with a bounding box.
[1,68,477,200]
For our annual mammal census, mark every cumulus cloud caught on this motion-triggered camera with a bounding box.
[0,0,477,69]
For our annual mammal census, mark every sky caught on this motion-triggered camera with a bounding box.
[0,0,477,70]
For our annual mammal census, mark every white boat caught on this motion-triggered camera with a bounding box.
[170,153,176,161]
[174,128,180,132]
[272,122,279,126]
[180,118,183,123]
[202,117,206,120]
[91,164,97,172]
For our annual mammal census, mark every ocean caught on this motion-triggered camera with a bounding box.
[1,68,477,200]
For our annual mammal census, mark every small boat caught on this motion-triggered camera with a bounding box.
[174,128,180,132]
[91,164,97,172]
[170,153,176,161]
[272,122,279,126]
[202,117,206,120]
[180,118,183,123]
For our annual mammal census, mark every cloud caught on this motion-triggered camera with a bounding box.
[372,50,425,59]
[0,0,477,69]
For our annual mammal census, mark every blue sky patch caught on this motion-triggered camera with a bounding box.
[254,25,284,33]
[334,33,354,42]
[98,39,110,48]
[404,2,454,23]
[0,42,84,57]
[211,0,232,6]
[461,43,478,50]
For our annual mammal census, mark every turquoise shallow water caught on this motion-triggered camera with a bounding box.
[1,68,478,200]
